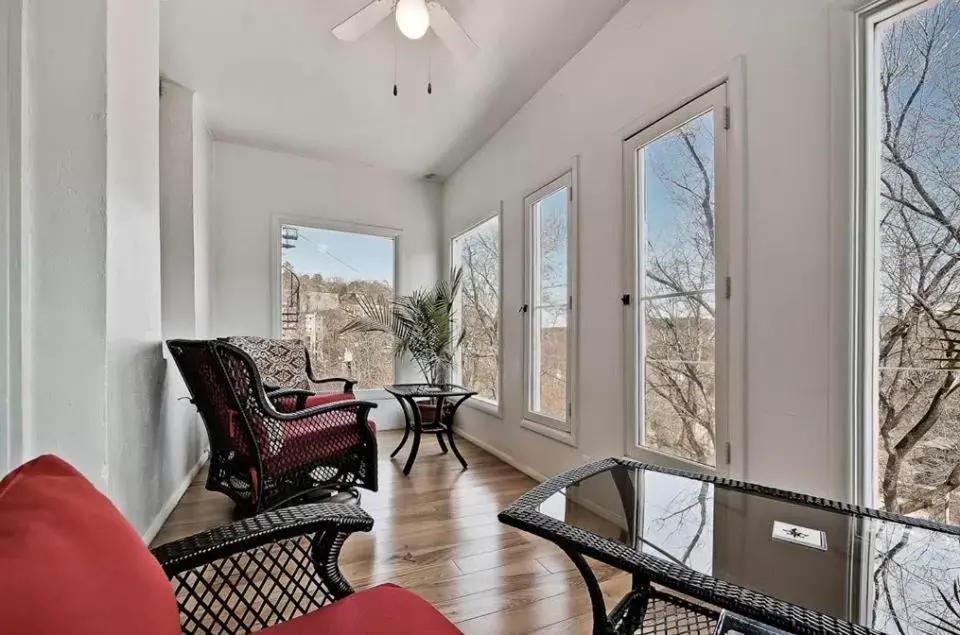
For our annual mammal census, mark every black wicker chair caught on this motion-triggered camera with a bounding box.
[0,455,460,635]
[166,339,378,517]
[152,502,373,633]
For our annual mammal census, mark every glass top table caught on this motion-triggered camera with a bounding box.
[384,383,476,475]
[499,458,960,635]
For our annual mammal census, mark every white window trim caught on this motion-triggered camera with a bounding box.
[521,160,580,446]
[620,63,746,478]
[0,0,23,476]
[450,204,504,419]
[843,0,934,508]
[269,214,401,399]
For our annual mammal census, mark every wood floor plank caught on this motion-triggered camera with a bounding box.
[152,430,629,633]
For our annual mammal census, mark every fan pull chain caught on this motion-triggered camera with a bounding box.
[427,35,433,95]
[393,18,399,96]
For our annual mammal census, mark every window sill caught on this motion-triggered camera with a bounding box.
[353,388,392,401]
[462,397,502,419]
[520,418,578,448]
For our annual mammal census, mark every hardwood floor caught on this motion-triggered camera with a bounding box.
[152,430,631,634]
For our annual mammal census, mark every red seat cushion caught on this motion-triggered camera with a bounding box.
[304,393,354,408]
[273,393,355,412]
[0,456,181,635]
[265,416,377,474]
[263,584,461,635]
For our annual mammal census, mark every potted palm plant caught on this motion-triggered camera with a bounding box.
[340,268,466,420]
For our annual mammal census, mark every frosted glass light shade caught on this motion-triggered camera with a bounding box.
[396,0,430,40]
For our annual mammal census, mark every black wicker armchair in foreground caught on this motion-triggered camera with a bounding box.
[0,455,461,635]
[167,339,378,517]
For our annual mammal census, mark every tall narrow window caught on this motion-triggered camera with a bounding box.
[524,171,577,434]
[860,0,960,519]
[452,215,501,404]
[624,85,729,472]
[278,223,396,390]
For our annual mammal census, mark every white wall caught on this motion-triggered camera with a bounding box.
[443,0,848,499]
[15,0,201,536]
[210,141,442,428]
[20,0,111,487]
[156,78,209,538]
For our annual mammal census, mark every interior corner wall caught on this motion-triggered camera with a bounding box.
[104,0,166,535]
[442,0,847,499]
[18,0,197,535]
[157,78,207,535]
[209,141,442,428]
[192,96,212,338]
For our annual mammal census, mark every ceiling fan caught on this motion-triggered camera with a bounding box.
[332,0,478,59]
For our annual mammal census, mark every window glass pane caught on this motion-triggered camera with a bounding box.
[536,188,569,307]
[642,111,715,300]
[533,305,567,420]
[280,225,394,390]
[872,0,960,519]
[453,217,500,402]
[528,183,571,424]
[637,109,717,465]
[643,293,716,466]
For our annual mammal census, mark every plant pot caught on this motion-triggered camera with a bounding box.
[416,401,451,424]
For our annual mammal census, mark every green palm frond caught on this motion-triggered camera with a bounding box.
[340,267,466,383]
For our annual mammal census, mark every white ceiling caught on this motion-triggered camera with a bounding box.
[160,0,626,178]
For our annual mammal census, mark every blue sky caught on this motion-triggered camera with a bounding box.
[282,225,394,283]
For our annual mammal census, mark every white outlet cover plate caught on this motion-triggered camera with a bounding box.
[772,521,827,551]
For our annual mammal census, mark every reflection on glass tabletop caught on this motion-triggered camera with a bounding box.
[384,383,476,397]
[534,463,960,635]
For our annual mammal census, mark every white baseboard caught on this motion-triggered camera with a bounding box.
[142,450,209,545]
[454,428,550,483]
[454,428,625,526]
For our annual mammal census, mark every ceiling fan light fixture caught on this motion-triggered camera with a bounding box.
[396,0,430,40]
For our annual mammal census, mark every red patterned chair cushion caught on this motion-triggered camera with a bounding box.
[263,584,461,635]
[0,456,181,635]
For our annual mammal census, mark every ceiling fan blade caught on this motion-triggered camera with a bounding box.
[427,2,478,59]
[332,0,394,42]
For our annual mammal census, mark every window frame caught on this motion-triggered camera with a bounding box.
[270,215,401,397]
[450,206,504,418]
[622,81,742,476]
[851,0,939,508]
[521,163,579,444]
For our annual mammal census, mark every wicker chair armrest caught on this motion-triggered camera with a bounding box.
[267,387,315,410]
[152,504,373,633]
[268,397,377,423]
[307,375,357,394]
[151,502,373,577]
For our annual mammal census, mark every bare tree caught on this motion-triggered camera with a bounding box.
[874,0,960,518]
[643,114,719,466]
[457,219,501,400]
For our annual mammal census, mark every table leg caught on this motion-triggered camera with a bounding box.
[446,427,467,469]
[390,423,411,458]
[403,430,421,475]
[436,432,448,453]
[561,548,615,635]
[403,397,423,476]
